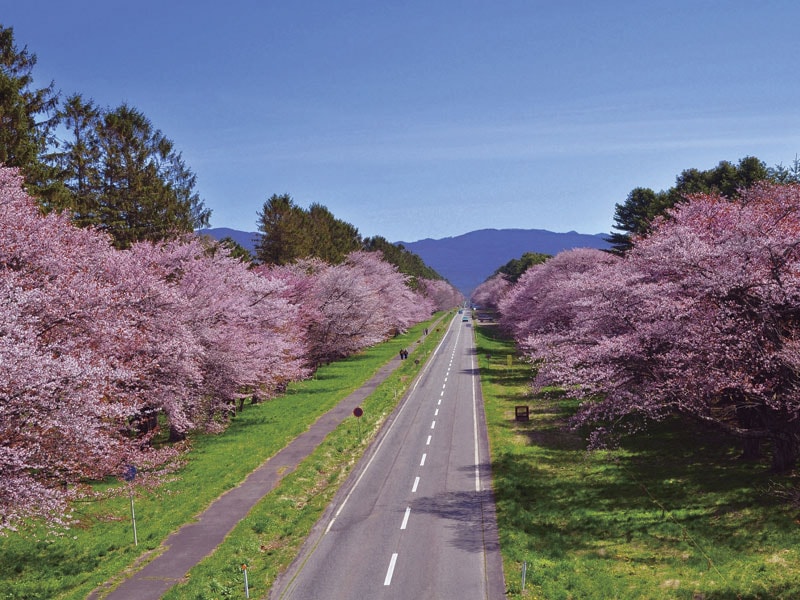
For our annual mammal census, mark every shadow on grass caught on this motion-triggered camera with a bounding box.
[492,408,797,597]
[480,369,533,388]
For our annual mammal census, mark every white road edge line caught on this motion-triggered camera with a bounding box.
[471,344,481,492]
[384,553,398,585]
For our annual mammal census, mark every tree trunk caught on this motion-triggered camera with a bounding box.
[770,434,799,473]
[134,410,159,436]
[735,401,762,460]
[740,437,761,461]
[169,425,186,443]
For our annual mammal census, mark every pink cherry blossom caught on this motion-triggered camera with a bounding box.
[500,184,800,472]
[471,273,511,310]
[0,166,177,529]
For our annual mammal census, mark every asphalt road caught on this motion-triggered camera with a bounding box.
[271,314,505,599]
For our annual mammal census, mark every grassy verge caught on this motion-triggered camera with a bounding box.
[0,313,450,600]
[476,324,800,600]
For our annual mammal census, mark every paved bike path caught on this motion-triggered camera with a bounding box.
[91,347,421,600]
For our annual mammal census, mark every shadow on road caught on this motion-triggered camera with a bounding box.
[410,481,499,554]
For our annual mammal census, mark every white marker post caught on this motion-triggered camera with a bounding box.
[242,564,250,598]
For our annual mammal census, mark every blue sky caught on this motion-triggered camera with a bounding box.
[5,1,800,242]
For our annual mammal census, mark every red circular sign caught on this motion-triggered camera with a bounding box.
[353,407,364,418]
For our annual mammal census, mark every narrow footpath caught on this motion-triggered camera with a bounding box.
[89,333,431,600]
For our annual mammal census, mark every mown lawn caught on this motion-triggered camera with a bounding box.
[0,314,449,600]
[476,324,800,599]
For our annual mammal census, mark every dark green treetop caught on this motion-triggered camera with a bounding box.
[363,235,443,283]
[0,24,60,199]
[255,194,320,264]
[254,194,443,282]
[608,156,771,254]
[493,251,550,282]
[47,97,211,247]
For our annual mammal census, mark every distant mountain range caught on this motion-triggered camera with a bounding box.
[198,227,611,296]
[397,229,611,295]
[198,227,262,252]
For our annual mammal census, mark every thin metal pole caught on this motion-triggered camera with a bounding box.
[129,489,138,546]
[521,560,527,591]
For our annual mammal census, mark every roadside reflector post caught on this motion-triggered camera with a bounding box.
[241,564,249,598]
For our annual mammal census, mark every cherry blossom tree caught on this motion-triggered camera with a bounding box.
[498,249,618,346]
[511,184,800,472]
[304,251,429,364]
[418,278,463,312]
[346,250,433,333]
[0,162,444,530]
[0,166,177,531]
[0,165,309,530]
[129,237,309,438]
[260,251,432,366]
[471,273,511,310]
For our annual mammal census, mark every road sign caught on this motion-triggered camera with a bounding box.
[353,407,363,418]
[122,464,137,482]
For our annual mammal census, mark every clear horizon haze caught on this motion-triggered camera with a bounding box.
[4,1,799,242]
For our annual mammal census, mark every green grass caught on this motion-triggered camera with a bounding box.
[476,324,800,599]
[0,314,450,600]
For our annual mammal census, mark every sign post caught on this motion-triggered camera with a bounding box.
[353,406,363,438]
[123,464,138,546]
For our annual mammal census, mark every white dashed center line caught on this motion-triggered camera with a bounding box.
[384,553,398,585]
[400,507,411,530]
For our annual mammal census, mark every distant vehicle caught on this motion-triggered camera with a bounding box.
[462,316,469,322]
